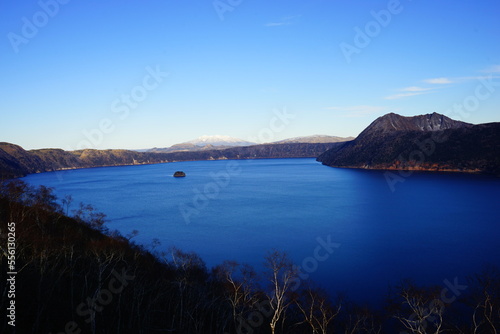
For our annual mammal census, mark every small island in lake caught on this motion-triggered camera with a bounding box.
[173,171,186,177]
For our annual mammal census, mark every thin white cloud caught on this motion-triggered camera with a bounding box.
[386,66,500,100]
[265,15,300,27]
[424,75,500,85]
[459,75,499,81]
[384,86,435,100]
[384,92,429,100]
[401,86,433,92]
[423,77,453,84]
[327,105,389,117]
[481,64,500,73]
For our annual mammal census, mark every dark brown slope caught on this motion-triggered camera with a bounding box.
[317,113,500,174]
[0,143,47,178]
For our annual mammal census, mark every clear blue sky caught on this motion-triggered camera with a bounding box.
[1,0,499,150]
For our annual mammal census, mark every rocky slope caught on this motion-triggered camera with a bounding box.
[317,113,500,174]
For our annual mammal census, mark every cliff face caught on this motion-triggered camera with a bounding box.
[317,113,500,174]
[0,142,343,179]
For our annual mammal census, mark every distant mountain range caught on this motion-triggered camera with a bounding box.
[317,112,500,174]
[148,135,256,153]
[0,140,346,179]
[2,113,499,179]
[188,135,255,147]
[147,135,352,153]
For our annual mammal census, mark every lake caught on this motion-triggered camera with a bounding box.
[22,158,500,305]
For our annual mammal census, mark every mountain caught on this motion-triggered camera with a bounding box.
[0,141,343,179]
[358,112,472,135]
[271,135,355,144]
[0,143,51,177]
[0,143,168,179]
[187,135,255,147]
[317,113,500,174]
[148,134,352,153]
[148,135,256,153]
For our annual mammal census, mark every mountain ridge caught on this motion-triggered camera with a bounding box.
[317,113,500,174]
[187,135,255,147]
[271,135,355,144]
[357,112,473,138]
[148,134,350,153]
[3,112,499,178]
[0,141,343,179]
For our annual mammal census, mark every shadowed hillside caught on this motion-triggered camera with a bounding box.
[317,113,500,174]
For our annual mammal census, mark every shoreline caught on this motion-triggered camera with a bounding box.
[12,157,500,181]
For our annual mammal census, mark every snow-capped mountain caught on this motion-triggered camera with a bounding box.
[148,136,256,153]
[187,135,256,147]
[147,134,355,153]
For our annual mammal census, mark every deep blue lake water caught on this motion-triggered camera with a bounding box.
[23,158,500,305]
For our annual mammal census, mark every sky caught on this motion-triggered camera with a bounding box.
[1,0,499,150]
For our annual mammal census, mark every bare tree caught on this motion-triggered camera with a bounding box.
[466,268,500,334]
[264,250,298,334]
[389,280,445,334]
[168,247,208,332]
[295,287,341,334]
[344,305,381,334]
[215,260,259,326]
[72,202,107,231]
[0,180,33,222]
[62,194,73,215]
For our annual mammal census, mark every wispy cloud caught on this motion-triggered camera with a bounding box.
[423,66,500,84]
[384,92,430,100]
[423,75,500,85]
[423,77,454,84]
[327,105,390,117]
[384,86,435,100]
[385,65,500,100]
[265,15,300,27]
[401,86,433,92]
